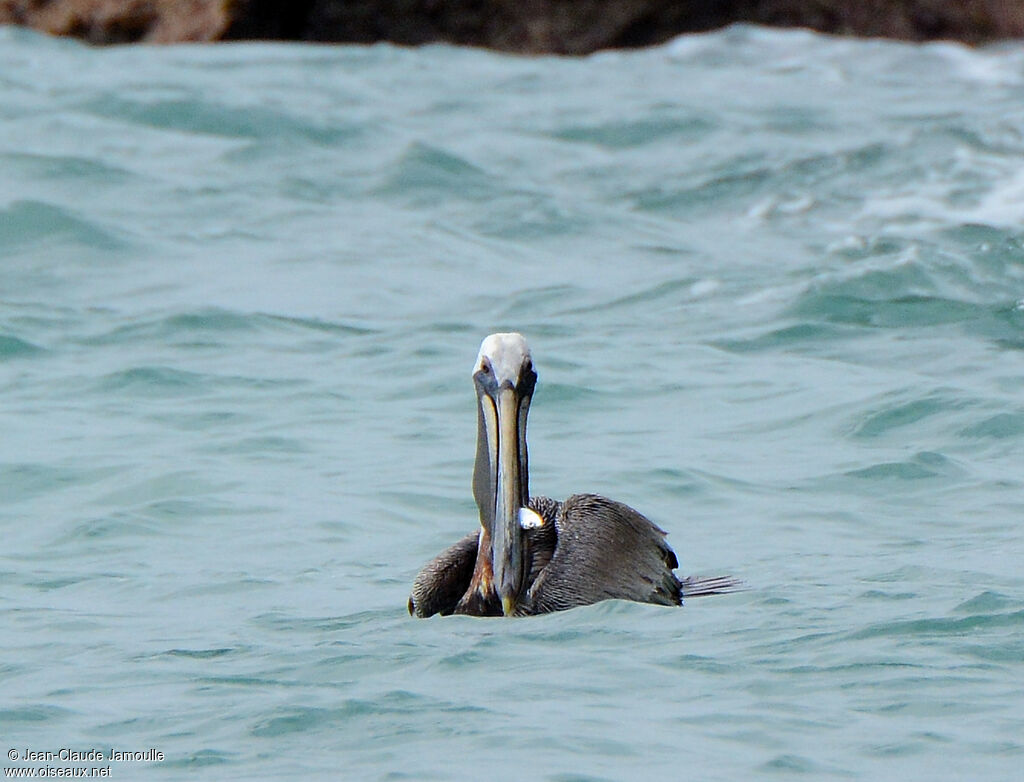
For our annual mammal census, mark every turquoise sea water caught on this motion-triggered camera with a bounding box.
[2,23,1023,780]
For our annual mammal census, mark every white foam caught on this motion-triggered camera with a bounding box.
[689,279,720,298]
[860,161,1024,230]
[927,41,1024,87]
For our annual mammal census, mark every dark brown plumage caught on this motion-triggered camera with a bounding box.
[408,333,738,619]
[409,493,686,617]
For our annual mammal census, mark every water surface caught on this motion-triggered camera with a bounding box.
[2,24,1023,781]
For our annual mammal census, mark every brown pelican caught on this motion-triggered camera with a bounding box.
[409,332,736,618]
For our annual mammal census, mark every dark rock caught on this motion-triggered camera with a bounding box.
[2,0,1023,51]
[0,0,232,43]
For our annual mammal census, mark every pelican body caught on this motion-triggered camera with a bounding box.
[409,333,732,618]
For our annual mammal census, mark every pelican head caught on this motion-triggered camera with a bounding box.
[471,332,537,616]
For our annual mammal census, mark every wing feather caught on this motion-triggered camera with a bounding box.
[408,531,478,617]
[524,493,681,614]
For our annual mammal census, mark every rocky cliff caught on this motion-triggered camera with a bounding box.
[2,0,1022,51]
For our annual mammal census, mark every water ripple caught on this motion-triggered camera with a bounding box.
[0,199,125,251]
[3,26,1024,782]
[78,95,359,144]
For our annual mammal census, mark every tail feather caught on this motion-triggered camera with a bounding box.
[681,575,745,598]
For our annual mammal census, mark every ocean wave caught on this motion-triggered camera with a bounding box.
[0,199,125,251]
[0,333,44,359]
[78,94,358,145]
[78,308,376,348]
